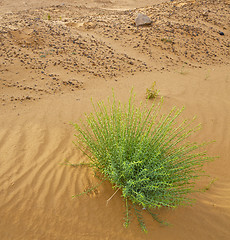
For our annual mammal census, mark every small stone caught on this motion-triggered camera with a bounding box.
[135,13,152,27]
[219,32,224,36]
[202,10,209,17]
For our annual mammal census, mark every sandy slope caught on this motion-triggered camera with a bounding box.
[0,0,230,239]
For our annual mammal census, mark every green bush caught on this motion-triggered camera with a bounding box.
[72,92,214,232]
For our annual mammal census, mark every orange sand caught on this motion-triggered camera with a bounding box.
[0,0,230,239]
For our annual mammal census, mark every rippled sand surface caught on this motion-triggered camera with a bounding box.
[0,0,230,239]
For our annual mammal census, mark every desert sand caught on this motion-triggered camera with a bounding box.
[0,0,230,239]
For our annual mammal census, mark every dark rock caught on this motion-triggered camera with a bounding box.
[135,13,152,27]
[219,32,224,36]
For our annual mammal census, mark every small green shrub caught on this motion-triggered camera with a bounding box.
[161,38,174,44]
[72,92,214,232]
[146,81,159,99]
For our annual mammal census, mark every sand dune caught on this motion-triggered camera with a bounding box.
[0,0,230,239]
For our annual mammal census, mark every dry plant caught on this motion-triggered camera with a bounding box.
[146,81,159,99]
